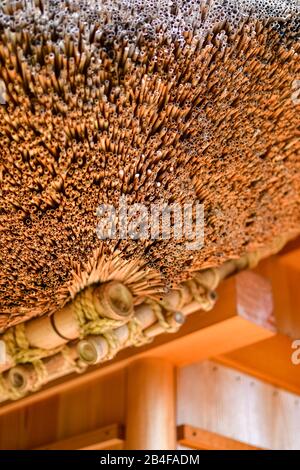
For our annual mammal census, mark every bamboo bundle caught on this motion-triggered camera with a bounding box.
[0,281,134,373]
[0,277,211,402]
[0,250,235,401]
[24,280,134,348]
[0,347,81,402]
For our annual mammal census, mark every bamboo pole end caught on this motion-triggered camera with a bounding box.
[98,281,134,320]
[77,340,98,364]
[8,366,28,393]
[77,337,108,365]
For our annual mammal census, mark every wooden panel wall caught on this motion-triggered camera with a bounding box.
[1,359,300,449]
[177,361,300,450]
[0,369,126,450]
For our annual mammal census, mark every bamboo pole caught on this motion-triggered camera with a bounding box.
[77,304,187,365]
[0,281,134,372]
[25,281,134,349]
[0,272,207,372]
[75,260,241,366]
[2,346,80,401]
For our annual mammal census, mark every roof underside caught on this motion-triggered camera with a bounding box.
[0,0,299,328]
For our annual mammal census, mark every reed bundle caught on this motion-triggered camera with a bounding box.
[0,1,299,399]
[0,1,299,328]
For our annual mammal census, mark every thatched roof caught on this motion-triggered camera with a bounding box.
[0,1,299,329]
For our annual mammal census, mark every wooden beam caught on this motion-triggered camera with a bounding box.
[213,252,300,395]
[125,358,176,450]
[278,237,300,258]
[280,247,300,271]
[140,271,275,366]
[256,256,300,338]
[177,425,261,451]
[36,424,124,450]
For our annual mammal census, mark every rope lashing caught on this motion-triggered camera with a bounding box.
[77,298,183,366]
[76,273,220,366]
[30,360,48,392]
[102,298,184,359]
[97,301,179,362]
[155,269,219,314]
[0,359,47,401]
[61,345,87,374]
[0,281,134,398]
[0,373,26,401]
[144,299,182,334]
[101,330,122,360]
[126,317,153,348]
[73,282,133,338]
[2,323,63,366]
[185,270,220,311]
[0,346,88,402]
[108,272,218,356]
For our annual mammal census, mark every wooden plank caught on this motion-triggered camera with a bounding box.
[177,361,300,450]
[56,369,126,442]
[0,369,126,450]
[0,395,60,450]
[177,425,261,450]
[36,424,124,450]
[216,335,300,396]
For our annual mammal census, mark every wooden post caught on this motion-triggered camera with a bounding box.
[125,358,176,450]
